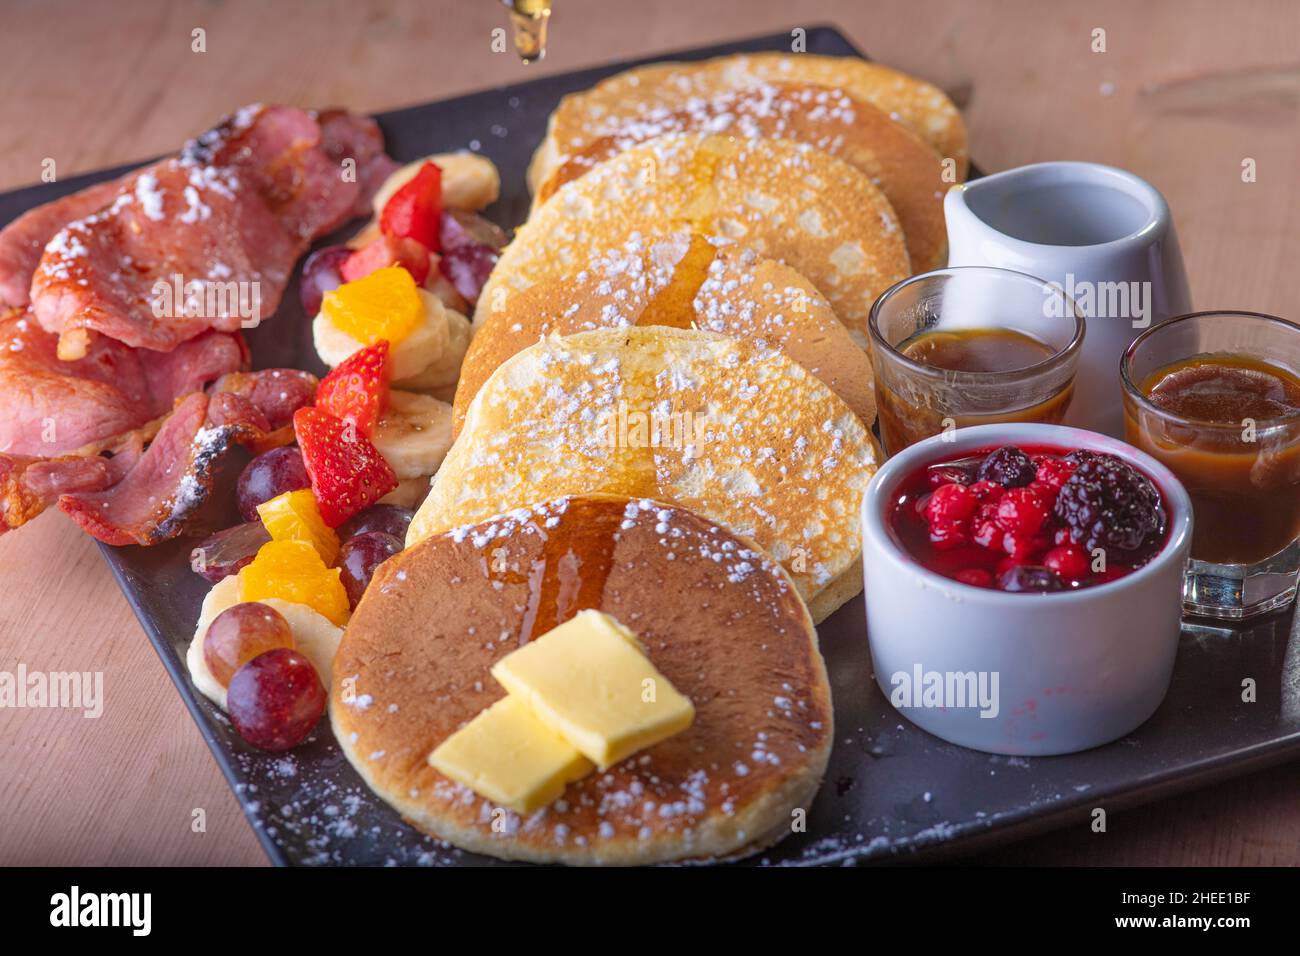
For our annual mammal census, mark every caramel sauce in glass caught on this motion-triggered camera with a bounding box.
[876,327,1074,454]
[1125,354,1300,564]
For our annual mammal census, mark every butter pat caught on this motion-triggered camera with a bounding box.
[429,696,592,814]
[491,610,695,769]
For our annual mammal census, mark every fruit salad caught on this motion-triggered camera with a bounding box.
[187,340,422,753]
[185,154,503,754]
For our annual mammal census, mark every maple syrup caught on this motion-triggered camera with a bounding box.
[635,233,716,329]
[504,0,551,63]
[514,497,620,644]
[1142,355,1300,424]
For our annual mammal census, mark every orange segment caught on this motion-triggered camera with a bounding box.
[321,265,423,346]
[257,489,341,566]
[238,540,350,626]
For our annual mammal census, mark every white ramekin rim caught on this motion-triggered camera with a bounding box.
[861,423,1194,607]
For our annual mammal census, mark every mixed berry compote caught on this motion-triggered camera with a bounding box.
[888,444,1169,593]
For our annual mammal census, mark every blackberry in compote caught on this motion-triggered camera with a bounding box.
[976,445,1038,488]
[1054,454,1164,554]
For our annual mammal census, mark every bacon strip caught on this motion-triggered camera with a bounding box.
[0,440,140,533]
[57,369,317,546]
[58,394,216,546]
[0,103,392,546]
[0,174,134,309]
[0,309,245,456]
[25,106,395,357]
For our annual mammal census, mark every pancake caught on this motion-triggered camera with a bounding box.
[529,52,968,192]
[410,326,880,623]
[483,133,909,347]
[332,493,833,865]
[533,82,950,272]
[454,231,877,434]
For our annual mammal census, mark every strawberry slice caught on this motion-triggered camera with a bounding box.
[340,235,431,286]
[292,406,398,528]
[380,162,442,251]
[315,340,391,438]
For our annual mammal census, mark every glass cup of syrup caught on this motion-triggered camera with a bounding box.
[868,267,1085,455]
[1121,311,1300,619]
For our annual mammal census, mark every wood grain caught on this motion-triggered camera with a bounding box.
[1,0,1297,866]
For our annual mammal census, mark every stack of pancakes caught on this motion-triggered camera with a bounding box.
[332,52,966,864]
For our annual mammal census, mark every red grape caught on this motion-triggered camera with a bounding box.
[298,245,352,316]
[438,211,505,305]
[439,210,508,252]
[339,504,414,542]
[191,521,272,583]
[338,531,402,607]
[439,243,498,305]
[204,602,294,687]
[236,446,310,521]
[226,648,326,752]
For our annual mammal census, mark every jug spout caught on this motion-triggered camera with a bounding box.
[944,161,1169,270]
[941,161,1192,437]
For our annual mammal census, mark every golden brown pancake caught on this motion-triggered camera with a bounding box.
[529,52,969,191]
[411,326,880,623]
[332,494,834,865]
[454,231,877,434]
[483,133,910,347]
[534,82,950,272]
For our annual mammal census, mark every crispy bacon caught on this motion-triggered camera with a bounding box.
[57,369,317,546]
[317,109,400,221]
[0,102,390,546]
[26,106,395,357]
[207,368,318,451]
[0,438,140,533]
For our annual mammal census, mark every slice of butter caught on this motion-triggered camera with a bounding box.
[429,696,592,814]
[491,610,695,770]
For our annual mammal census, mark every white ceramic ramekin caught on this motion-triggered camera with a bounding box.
[860,423,1193,756]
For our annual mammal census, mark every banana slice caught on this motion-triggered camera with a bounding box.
[378,477,432,510]
[372,390,454,480]
[313,288,450,381]
[186,576,344,713]
[392,308,472,398]
[372,152,500,217]
[425,269,470,315]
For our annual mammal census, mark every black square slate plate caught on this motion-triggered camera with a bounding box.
[4,25,1297,866]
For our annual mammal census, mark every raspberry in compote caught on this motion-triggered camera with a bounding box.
[888,444,1169,593]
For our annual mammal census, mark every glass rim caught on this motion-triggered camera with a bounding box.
[1120,310,1300,431]
[867,266,1087,384]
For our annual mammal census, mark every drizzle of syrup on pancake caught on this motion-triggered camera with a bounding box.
[636,233,716,329]
[675,137,732,230]
[515,497,622,644]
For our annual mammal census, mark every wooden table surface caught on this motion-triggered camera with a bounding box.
[1,0,1298,866]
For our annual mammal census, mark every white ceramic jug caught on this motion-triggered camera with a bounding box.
[944,161,1192,436]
